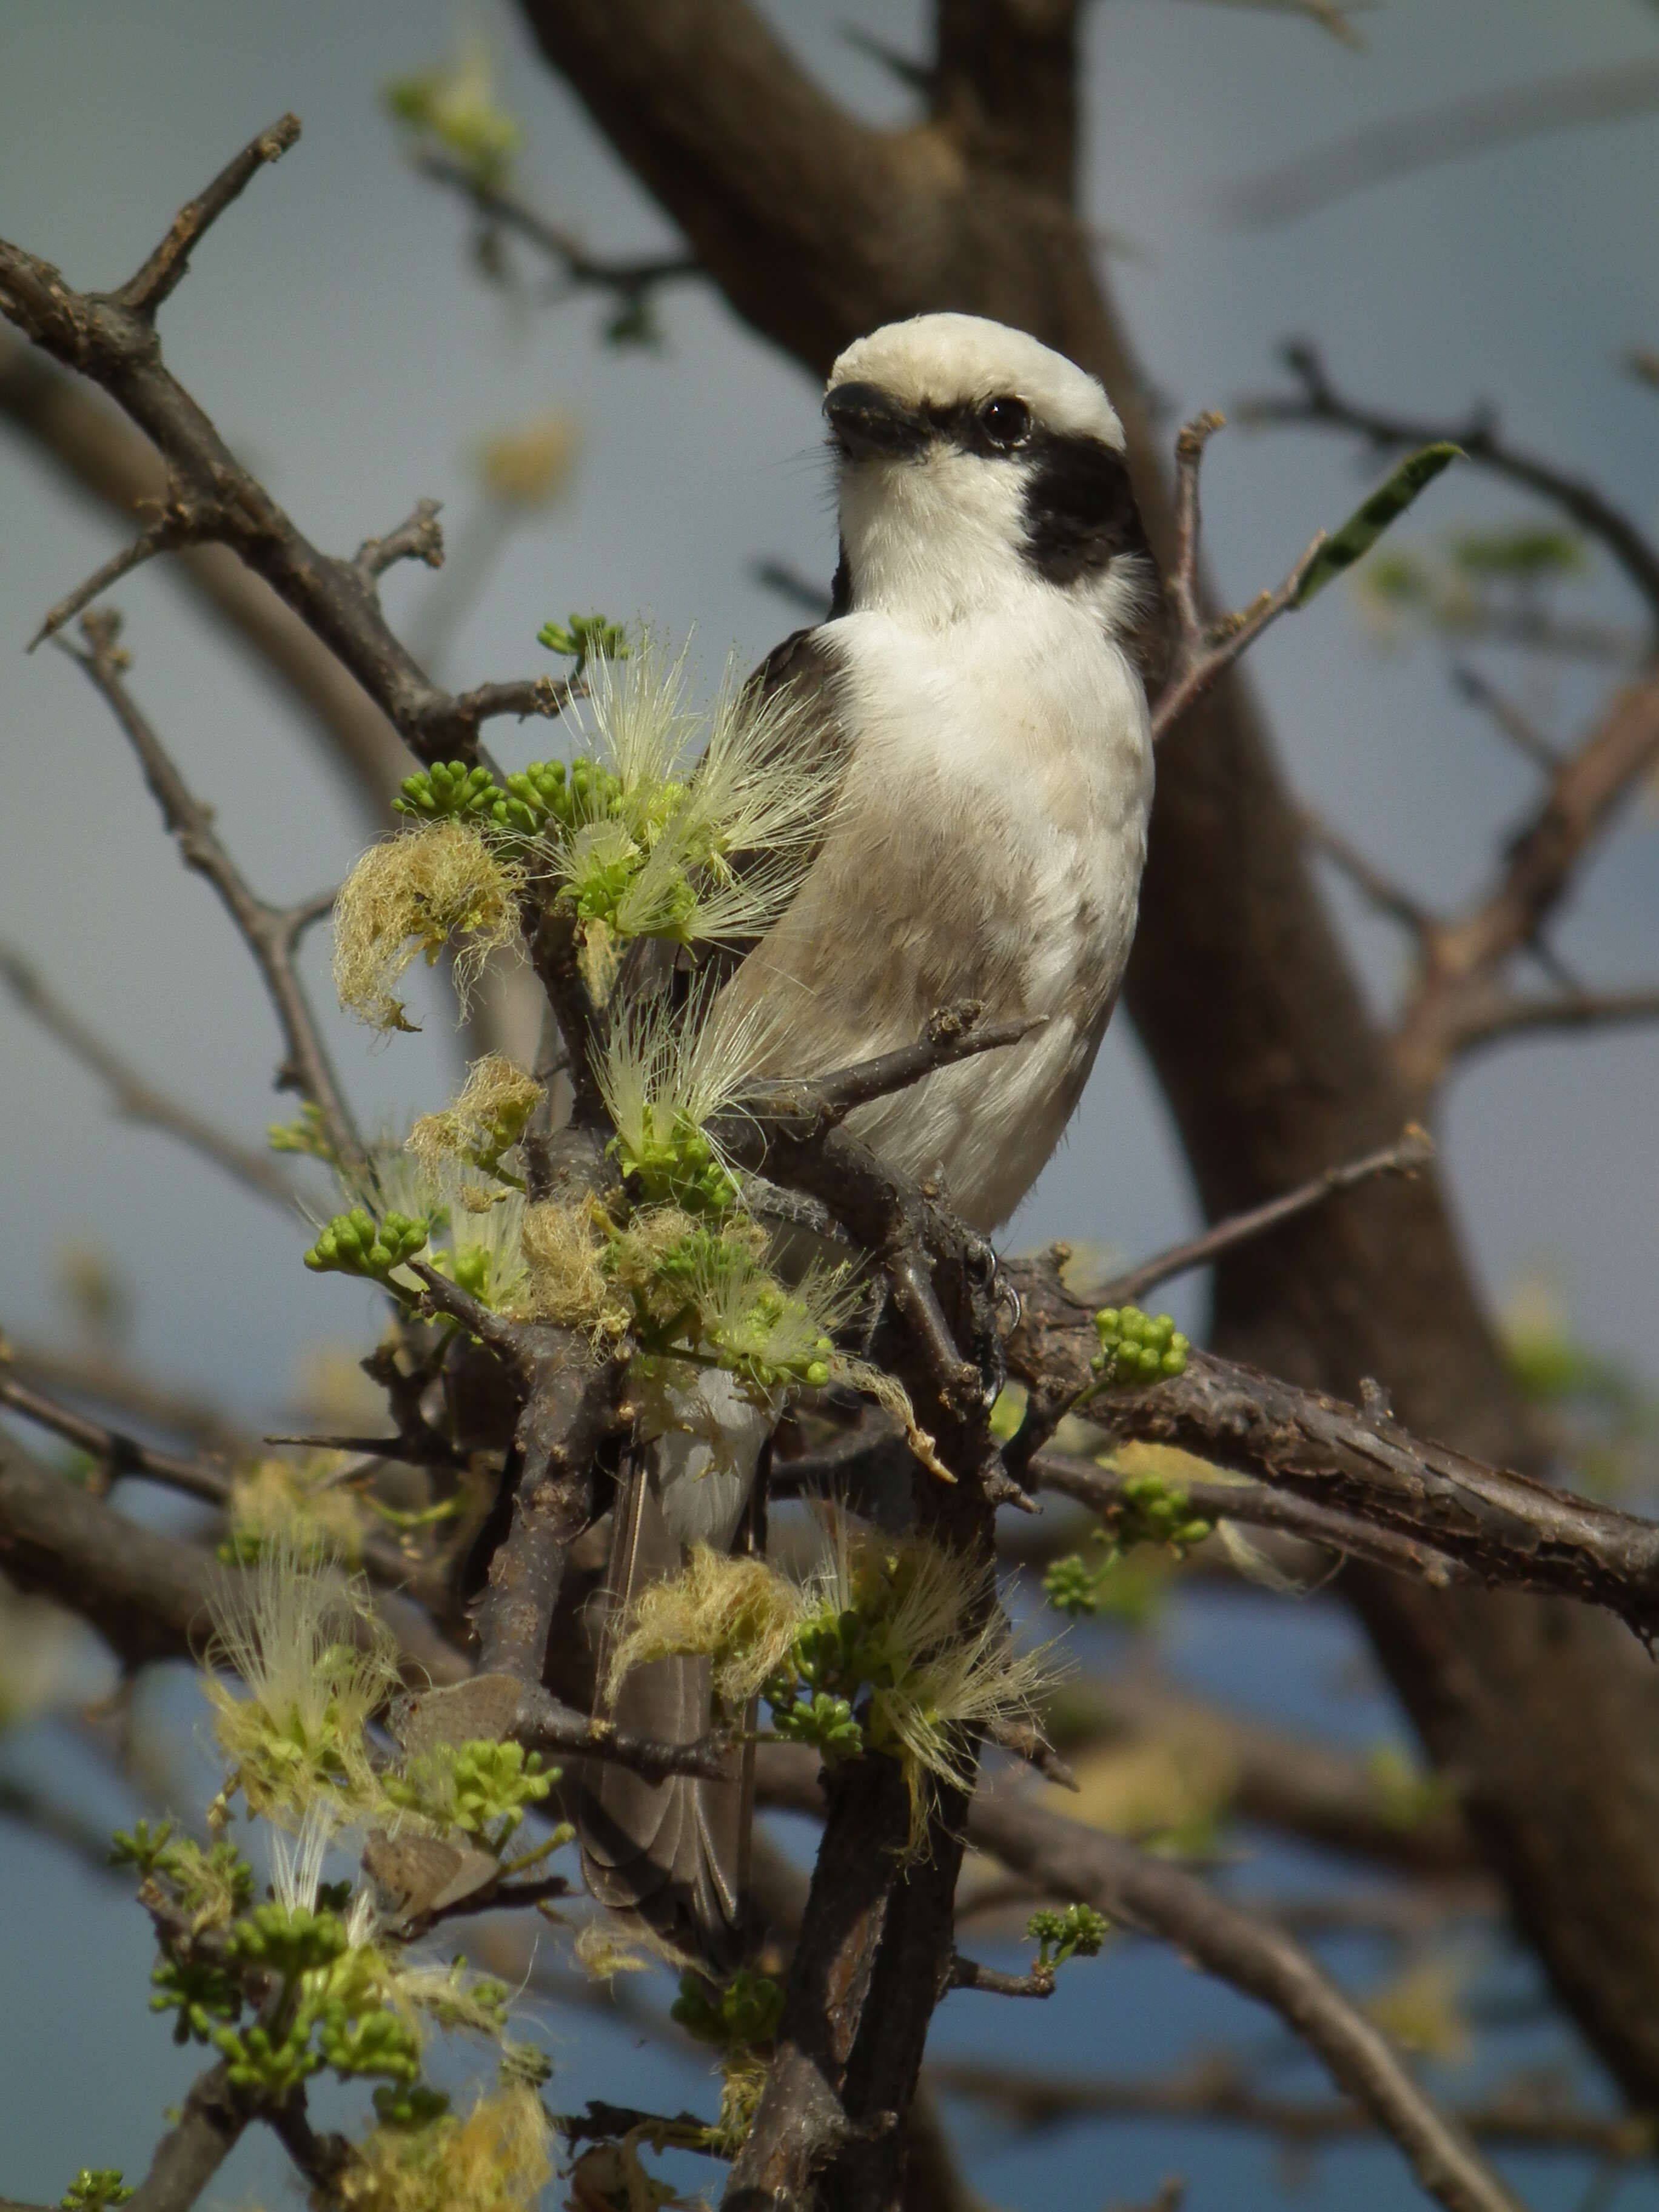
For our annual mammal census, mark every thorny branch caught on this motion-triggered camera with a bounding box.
[0,116,568,760]
[61,612,364,1175]
[0,942,304,1207]
[1151,411,1326,745]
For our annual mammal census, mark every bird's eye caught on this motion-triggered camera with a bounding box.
[979,395,1032,451]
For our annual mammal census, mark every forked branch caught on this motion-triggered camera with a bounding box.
[0,116,568,760]
[1151,411,1325,743]
[62,612,363,1176]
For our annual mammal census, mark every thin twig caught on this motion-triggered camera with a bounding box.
[1450,662,1563,771]
[945,1952,1053,1999]
[1033,1446,1467,1590]
[61,612,364,1176]
[0,943,304,1207]
[0,117,568,760]
[1222,59,1659,238]
[964,1791,1524,2212]
[1,1340,245,1448]
[411,146,701,299]
[1449,985,1659,1054]
[734,1004,1045,1134]
[0,1369,232,1506]
[117,115,302,317]
[1298,807,1437,935]
[1391,663,1659,1097]
[923,2057,1652,2160]
[352,497,445,586]
[1244,343,1659,623]
[1095,1125,1434,1307]
[1151,413,1326,744]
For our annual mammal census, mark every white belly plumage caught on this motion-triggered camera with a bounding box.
[719,595,1153,1230]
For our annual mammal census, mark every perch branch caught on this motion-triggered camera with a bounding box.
[1007,1258,1659,1641]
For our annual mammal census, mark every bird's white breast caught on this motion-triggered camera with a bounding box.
[726,585,1152,1230]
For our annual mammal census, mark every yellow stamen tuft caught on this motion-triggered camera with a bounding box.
[333,820,525,1033]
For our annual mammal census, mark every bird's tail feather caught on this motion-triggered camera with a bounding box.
[577,1447,756,1968]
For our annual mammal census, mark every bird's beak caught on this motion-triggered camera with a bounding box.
[824,380,929,461]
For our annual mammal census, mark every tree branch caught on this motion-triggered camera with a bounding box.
[61,612,366,1173]
[1448,984,1659,1055]
[1244,342,1659,624]
[0,118,565,762]
[410,146,701,301]
[0,942,304,1207]
[0,1369,232,1507]
[1039,1669,1480,1875]
[733,1004,1045,1135]
[1150,411,1326,744]
[1034,1446,1470,1590]
[1093,1125,1434,1307]
[924,2057,1651,2162]
[125,2062,247,2212]
[1390,663,1659,1098]
[1008,1261,1659,1641]
[118,115,303,317]
[0,330,411,813]
[1298,806,1438,936]
[756,1746,1524,2212]
[965,1790,1526,2212]
[944,1952,1053,1999]
[1450,661,1563,772]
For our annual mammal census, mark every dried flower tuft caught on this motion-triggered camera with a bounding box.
[333,820,526,1032]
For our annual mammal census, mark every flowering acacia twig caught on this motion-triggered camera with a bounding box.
[0,116,570,761]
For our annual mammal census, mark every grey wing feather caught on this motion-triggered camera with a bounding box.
[615,625,851,1012]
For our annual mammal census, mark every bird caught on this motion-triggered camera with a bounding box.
[577,310,1156,1965]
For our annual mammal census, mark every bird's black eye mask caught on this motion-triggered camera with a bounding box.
[825,382,1034,461]
[823,378,1147,586]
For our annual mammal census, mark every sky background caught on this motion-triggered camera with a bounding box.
[2,2,1658,2207]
